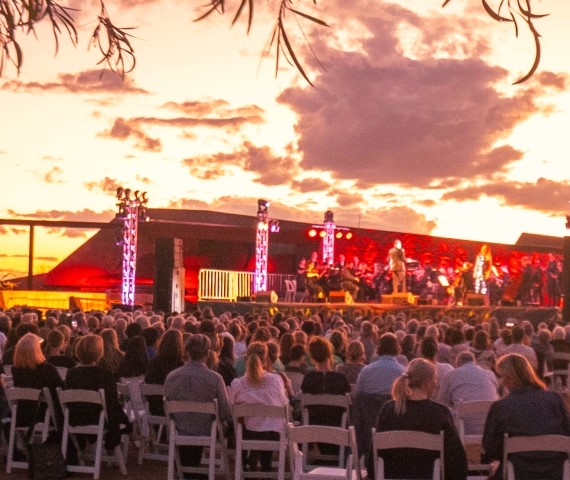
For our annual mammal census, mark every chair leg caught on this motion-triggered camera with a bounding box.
[114,444,128,476]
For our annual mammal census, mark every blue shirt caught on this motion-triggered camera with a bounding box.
[355,355,406,396]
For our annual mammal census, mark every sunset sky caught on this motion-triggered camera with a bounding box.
[1,0,569,280]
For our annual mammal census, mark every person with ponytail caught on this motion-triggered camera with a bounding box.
[372,357,467,480]
[230,341,288,473]
[482,353,570,480]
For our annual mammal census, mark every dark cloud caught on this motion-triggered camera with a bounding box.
[84,176,121,194]
[356,206,437,234]
[331,190,364,208]
[243,142,298,186]
[442,177,570,214]
[291,178,331,193]
[0,69,148,94]
[277,3,567,188]
[182,142,298,186]
[99,100,263,151]
[99,118,162,152]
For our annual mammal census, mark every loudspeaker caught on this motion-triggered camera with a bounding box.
[329,291,347,304]
[255,290,278,303]
[383,293,413,304]
[154,238,185,312]
[466,293,487,306]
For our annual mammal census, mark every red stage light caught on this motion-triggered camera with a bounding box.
[308,229,317,238]
[335,231,343,239]
[345,231,353,240]
[319,230,326,238]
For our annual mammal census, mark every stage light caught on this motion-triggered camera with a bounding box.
[345,231,353,240]
[269,220,280,233]
[319,230,326,238]
[308,228,317,238]
[116,187,124,198]
[324,210,334,223]
[335,231,343,239]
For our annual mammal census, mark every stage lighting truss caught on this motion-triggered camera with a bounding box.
[306,211,354,265]
[254,201,280,293]
[116,187,150,306]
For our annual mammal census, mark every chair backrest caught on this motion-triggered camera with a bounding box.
[288,423,360,480]
[502,433,570,480]
[300,393,351,426]
[372,429,444,480]
[232,402,289,421]
[56,366,68,381]
[455,399,494,443]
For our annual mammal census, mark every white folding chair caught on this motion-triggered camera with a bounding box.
[545,352,570,393]
[300,393,351,468]
[57,387,128,480]
[5,387,55,473]
[288,423,364,480]
[137,382,169,464]
[285,280,296,303]
[455,399,494,476]
[165,399,230,480]
[502,433,570,480]
[372,429,444,480]
[233,402,289,480]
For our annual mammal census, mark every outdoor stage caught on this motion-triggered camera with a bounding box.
[197,299,561,329]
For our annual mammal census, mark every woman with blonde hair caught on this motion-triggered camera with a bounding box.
[11,333,64,432]
[373,357,467,480]
[482,353,570,479]
[98,328,124,379]
[230,341,288,473]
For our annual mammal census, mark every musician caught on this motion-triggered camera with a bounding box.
[306,251,324,299]
[546,255,562,307]
[388,239,407,293]
[356,261,377,302]
[473,244,493,295]
[340,260,359,301]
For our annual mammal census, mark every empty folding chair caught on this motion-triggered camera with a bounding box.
[288,423,365,480]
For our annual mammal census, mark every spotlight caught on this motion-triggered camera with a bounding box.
[319,230,326,238]
[124,188,131,199]
[258,199,270,209]
[116,187,124,198]
[324,210,334,223]
[345,231,353,240]
[335,231,343,239]
[257,221,268,231]
[308,228,317,238]
[269,220,280,233]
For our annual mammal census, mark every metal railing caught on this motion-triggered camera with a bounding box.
[198,269,293,301]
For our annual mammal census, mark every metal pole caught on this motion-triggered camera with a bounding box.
[27,225,34,290]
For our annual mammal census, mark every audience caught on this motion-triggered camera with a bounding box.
[2,303,569,479]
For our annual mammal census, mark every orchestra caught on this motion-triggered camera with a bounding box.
[292,241,556,306]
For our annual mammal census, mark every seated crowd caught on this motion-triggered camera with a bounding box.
[1,306,570,479]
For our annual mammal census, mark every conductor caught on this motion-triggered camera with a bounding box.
[388,239,407,293]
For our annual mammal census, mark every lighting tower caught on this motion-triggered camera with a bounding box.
[322,210,336,265]
[562,215,570,322]
[115,187,149,306]
[307,211,353,265]
[254,199,279,293]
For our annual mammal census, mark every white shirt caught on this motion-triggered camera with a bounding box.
[230,372,288,432]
